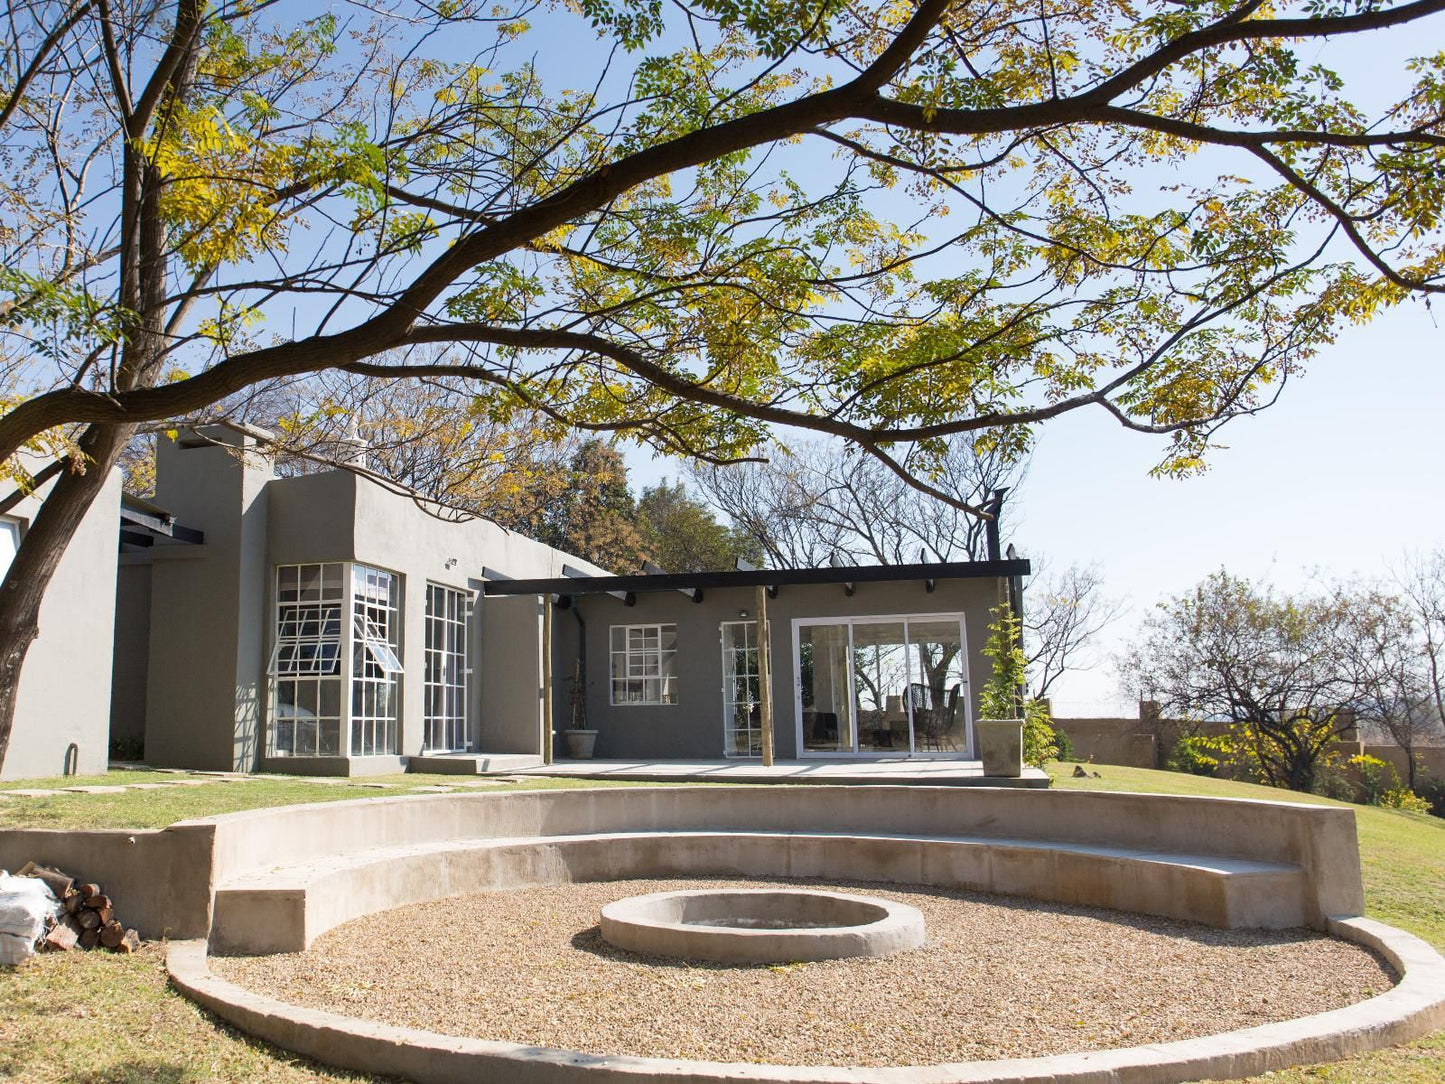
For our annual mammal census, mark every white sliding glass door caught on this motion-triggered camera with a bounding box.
[793,614,971,758]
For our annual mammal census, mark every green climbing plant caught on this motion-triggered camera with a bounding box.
[981,605,1061,768]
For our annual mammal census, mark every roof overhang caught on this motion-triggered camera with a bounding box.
[481,558,1031,598]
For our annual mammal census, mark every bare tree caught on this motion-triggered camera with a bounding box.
[695,437,1118,693]
[1025,561,1124,700]
[692,438,1016,566]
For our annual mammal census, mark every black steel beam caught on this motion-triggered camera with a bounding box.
[482,558,1031,597]
[119,507,205,545]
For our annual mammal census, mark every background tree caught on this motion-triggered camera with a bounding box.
[1393,550,1445,769]
[1342,582,1442,790]
[1,0,1444,770]
[526,440,646,572]
[694,438,1119,694]
[635,480,760,573]
[1123,571,1373,792]
[1025,561,1125,701]
[692,439,1015,567]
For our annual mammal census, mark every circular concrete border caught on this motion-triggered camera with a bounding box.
[169,915,1445,1084]
[599,888,926,963]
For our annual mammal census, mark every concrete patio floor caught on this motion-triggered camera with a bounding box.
[512,758,1050,787]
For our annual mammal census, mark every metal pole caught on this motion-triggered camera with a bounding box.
[755,585,775,767]
[541,596,554,765]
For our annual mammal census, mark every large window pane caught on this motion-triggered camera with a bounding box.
[799,623,853,753]
[268,563,344,757]
[851,621,910,753]
[351,565,401,756]
[908,619,968,752]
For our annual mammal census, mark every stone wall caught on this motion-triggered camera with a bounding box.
[1053,714,1445,786]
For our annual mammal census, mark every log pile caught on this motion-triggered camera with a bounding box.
[16,862,141,955]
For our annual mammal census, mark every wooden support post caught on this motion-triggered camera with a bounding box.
[541,596,554,765]
[755,585,775,767]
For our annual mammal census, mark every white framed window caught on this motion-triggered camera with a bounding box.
[351,564,401,756]
[424,583,472,751]
[268,563,346,757]
[609,623,677,705]
[266,561,403,759]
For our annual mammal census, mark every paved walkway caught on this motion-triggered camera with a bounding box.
[516,758,1050,787]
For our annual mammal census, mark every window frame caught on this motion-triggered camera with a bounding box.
[423,582,473,752]
[608,622,678,706]
[266,561,404,759]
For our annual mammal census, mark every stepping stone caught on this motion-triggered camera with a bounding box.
[0,789,60,797]
[126,783,173,790]
[61,786,129,794]
[411,785,456,792]
[165,780,212,787]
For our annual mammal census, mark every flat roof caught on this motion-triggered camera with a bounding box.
[481,558,1030,597]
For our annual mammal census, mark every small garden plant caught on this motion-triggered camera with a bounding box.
[980,605,1063,768]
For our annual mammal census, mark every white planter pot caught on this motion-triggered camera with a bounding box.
[977,719,1024,777]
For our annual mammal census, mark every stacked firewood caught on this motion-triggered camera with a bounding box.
[16,862,141,954]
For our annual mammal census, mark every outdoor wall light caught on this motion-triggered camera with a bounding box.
[738,609,749,618]
[444,557,458,569]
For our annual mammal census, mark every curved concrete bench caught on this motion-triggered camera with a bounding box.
[196,784,1361,948]
[211,829,1308,955]
[169,914,1445,1084]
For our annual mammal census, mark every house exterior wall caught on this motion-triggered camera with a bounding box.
[568,577,1006,760]
[137,432,602,774]
[2,463,122,781]
[143,429,272,771]
[110,558,151,754]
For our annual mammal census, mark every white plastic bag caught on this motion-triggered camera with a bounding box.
[0,873,60,965]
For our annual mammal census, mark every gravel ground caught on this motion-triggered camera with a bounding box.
[213,878,1396,1067]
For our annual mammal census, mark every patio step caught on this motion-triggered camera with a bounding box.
[406,753,544,775]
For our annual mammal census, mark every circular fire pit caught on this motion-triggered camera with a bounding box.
[599,887,925,964]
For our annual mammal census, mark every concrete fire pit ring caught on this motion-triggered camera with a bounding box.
[599,887,925,963]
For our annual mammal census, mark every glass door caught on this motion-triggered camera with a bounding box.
[794,615,971,757]
[721,621,762,756]
[798,623,854,753]
[907,619,969,753]
[851,621,911,753]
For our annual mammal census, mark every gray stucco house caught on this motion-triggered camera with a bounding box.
[0,458,122,781]
[3,427,1028,779]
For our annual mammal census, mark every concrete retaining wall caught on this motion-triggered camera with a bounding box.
[0,785,1366,940]
[0,823,216,938]
[199,786,1363,923]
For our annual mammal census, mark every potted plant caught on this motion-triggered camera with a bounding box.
[977,606,1028,777]
[978,605,1064,776]
[561,660,597,758]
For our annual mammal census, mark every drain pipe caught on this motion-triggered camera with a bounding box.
[570,600,586,729]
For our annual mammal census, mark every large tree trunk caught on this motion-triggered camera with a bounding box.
[0,422,132,773]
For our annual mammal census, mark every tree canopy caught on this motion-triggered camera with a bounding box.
[0,0,1443,768]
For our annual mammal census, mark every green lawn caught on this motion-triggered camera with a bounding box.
[0,770,662,830]
[0,764,1440,1084]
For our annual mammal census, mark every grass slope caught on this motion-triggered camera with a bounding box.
[0,764,1440,1084]
[0,772,659,831]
